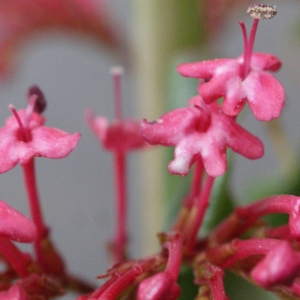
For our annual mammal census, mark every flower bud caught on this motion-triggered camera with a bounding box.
[137,272,180,300]
[251,241,300,288]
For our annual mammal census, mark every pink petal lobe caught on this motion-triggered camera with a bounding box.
[87,111,147,152]
[198,72,230,104]
[30,127,80,159]
[103,119,148,151]
[86,112,108,143]
[249,53,282,72]
[244,71,285,121]
[221,76,246,116]
[0,200,37,242]
[202,142,227,177]
[0,127,19,173]
[141,107,201,146]
[225,120,264,159]
[168,135,199,176]
[177,58,236,78]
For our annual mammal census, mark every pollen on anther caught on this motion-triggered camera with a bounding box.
[247,4,277,20]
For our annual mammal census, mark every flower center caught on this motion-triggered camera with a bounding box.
[194,105,211,133]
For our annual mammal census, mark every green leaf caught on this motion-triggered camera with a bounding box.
[178,266,198,300]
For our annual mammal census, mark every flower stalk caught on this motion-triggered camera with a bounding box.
[22,158,48,265]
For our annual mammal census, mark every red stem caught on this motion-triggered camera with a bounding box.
[0,236,30,277]
[185,175,215,255]
[165,233,184,280]
[209,268,227,300]
[172,159,204,232]
[113,150,127,263]
[22,158,48,265]
[190,159,204,199]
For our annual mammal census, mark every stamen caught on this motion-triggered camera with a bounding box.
[27,85,47,113]
[24,95,38,131]
[242,19,259,78]
[8,104,28,142]
[247,4,277,20]
[110,66,124,120]
[239,21,248,63]
[242,4,277,78]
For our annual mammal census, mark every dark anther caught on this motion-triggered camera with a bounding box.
[27,85,47,113]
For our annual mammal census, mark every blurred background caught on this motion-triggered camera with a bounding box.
[0,1,300,299]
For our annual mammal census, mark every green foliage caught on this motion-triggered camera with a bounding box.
[178,266,198,300]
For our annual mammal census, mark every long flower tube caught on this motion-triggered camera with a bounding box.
[208,195,300,246]
[183,174,215,256]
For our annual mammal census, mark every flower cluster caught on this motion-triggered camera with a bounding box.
[76,4,299,300]
[1,2,300,300]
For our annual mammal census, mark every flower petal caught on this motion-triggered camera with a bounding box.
[177,58,237,78]
[244,71,285,121]
[0,200,37,242]
[30,127,80,159]
[102,119,148,151]
[224,119,264,159]
[141,107,201,146]
[0,128,20,173]
[249,53,282,72]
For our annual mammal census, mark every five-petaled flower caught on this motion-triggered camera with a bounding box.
[177,53,285,121]
[0,107,80,173]
[141,96,264,177]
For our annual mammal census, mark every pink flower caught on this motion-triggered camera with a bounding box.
[141,96,264,177]
[177,53,284,121]
[0,107,80,173]
[0,199,36,242]
[86,110,148,152]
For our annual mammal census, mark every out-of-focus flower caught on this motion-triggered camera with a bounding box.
[0,0,120,77]
[141,96,264,177]
[86,110,148,152]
